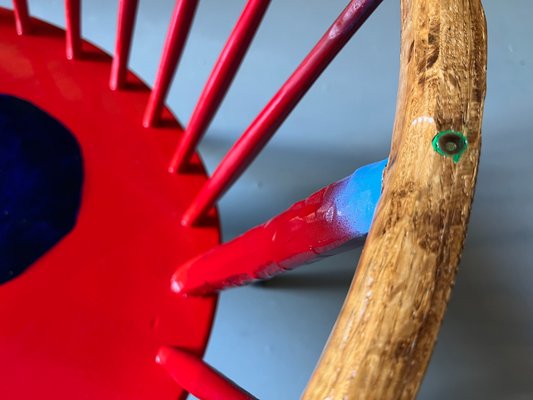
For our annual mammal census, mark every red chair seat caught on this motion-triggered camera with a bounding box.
[0,8,218,399]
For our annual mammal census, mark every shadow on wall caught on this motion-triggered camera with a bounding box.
[198,130,389,240]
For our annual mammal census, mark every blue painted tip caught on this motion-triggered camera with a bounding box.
[334,158,387,235]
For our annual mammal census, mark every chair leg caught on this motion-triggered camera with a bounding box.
[156,346,257,400]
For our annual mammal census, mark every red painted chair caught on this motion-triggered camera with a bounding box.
[0,0,486,399]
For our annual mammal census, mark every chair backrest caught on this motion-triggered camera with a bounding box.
[3,1,488,399]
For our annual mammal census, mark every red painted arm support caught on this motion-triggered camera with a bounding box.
[12,0,31,35]
[174,180,358,296]
[172,159,386,296]
[65,0,81,60]
[143,0,199,127]
[168,0,271,173]
[181,0,383,226]
[156,347,256,400]
[110,0,139,90]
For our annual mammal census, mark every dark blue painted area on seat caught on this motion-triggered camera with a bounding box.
[0,95,83,284]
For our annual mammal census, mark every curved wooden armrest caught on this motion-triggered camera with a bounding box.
[304,0,487,398]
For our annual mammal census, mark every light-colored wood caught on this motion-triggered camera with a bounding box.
[303,0,487,399]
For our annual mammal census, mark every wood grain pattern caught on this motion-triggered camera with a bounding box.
[303,0,487,398]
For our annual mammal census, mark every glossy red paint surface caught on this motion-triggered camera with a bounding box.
[169,0,271,174]
[181,0,383,226]
[157,346,256,400]
[143,0,199,128]
[110,0,139,90]
[174,180,362,296]
[0,9,218,399]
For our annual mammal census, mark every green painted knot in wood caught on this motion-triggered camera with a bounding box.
[432,130,468,163]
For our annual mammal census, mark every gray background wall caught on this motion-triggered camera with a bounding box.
[2,0,531,398]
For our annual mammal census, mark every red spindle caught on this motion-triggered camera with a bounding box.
[173,181,361,296]
[110,0,139,90]
[173,159,385,296]
[168,0,271,173]
[12,0,31,35]
[156,346,257,400]
[143,0,199,127]
[181,0,383,226]
[65,0,82,60]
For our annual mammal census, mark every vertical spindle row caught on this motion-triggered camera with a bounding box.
[181,0,383,226]
[168,0,271,173]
